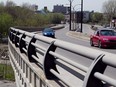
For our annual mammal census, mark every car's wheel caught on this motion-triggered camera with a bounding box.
[98,40,102,48]
[90,39,94,46]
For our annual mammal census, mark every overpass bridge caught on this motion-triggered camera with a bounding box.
[8,27,116,87]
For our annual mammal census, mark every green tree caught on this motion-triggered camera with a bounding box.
[0,1,65,29]
[91,12,103,23]
[50,13,64,24]
[102,0,116,22]
[0,2,5,13]
[0,13,13,36]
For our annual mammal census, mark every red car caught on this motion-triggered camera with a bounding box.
[90,29,116,48]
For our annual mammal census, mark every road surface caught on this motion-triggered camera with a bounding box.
[56,23,116,54]
[55,23,116,80]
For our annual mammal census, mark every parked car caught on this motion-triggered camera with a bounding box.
[42,28,55,38]
[90,29,116,48]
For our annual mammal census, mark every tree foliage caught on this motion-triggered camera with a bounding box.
[0,13,13,36]
[49,13,64,24]
[0,1,65,36]
[91,12,103,23]
[102,0,116,22]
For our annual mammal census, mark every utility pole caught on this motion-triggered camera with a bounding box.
[68,0,74,31]
[69,0,72,31]
[72,4,81,31]
[80,0,83,33]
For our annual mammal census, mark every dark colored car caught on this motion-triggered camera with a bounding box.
[90,29,116,48]
[42,28,55,38]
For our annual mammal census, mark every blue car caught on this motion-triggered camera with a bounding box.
[42,28,55,38]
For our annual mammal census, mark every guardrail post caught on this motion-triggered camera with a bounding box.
[12,30,16,43]
[19,33,26,53]
[10,29,15,43]
[14,31,20,47]
[83,54,107,87]
[43,41,58,79]
[27,36,37,62]
[9,28,12,41]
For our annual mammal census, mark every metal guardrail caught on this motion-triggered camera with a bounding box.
[8,27,116,87]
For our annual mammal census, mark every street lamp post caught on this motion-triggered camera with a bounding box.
[72,4,81,31]
[69,0,72,31]
[68,0,74,31]
[80,0,83,33]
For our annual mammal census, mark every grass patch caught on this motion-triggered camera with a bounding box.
[0,64,15,81]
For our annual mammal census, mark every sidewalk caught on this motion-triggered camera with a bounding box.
[67,31,90,40]
[0,80,16,87]
[0,44,16,87]
[67,24,103,40]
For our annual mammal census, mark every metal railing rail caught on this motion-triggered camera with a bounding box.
[8,27,116,87]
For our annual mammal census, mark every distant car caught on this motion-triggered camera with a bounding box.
[90,29,116,48]
[42,28,55,38]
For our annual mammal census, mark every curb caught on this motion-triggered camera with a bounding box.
[67,31,90,40]
[51,24,65,30]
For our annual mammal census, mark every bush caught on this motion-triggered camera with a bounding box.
[49,13,64,24]
[0,1,65,33]
[0,64,15,81]
[0,13,13,36]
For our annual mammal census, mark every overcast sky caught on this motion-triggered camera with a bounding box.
[1,0,108,12]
